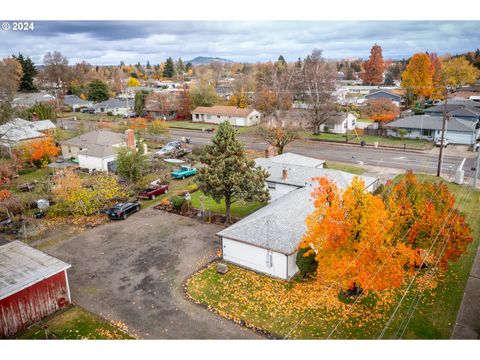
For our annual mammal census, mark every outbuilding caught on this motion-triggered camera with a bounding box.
[0,240,71,338]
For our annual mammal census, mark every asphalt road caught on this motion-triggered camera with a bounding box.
[57,118,477,179]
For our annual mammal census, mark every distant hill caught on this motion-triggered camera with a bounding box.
[186,56,234,65]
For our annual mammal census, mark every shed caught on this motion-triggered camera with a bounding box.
[0,241,71,338]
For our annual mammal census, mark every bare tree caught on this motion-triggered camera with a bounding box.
[300,49,337,134]
[43,51,70,92]
[0,57,23,124]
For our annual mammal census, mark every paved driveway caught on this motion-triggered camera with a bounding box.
[45,208,260,339]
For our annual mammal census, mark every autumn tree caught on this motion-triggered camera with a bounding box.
[299,49,337,134]
[442,56,480,87]
[256,120,300,155]
[382,171,472,269]
[196,121,270,223]
[299,177,418,293]
[148,119,170,137]
[116,143,148,183]
[361,98,400,123]
[15,137,60,167]
[87,79,110,102]
[189,82,223,108]
[177,87,192,118]
[401,53,434,99]
[12,53,37,92]
[128,77,141,87]
[0,57,22,123]
[429,53,444,99]
[43,51,69,92]
[361,44,385,85]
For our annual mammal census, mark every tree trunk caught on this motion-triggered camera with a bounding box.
[277,145,284,155]
[225,194,231,223]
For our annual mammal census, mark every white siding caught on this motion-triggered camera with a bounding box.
[78,154,116,172]
[222,238,289,280]
[287,251,299,279]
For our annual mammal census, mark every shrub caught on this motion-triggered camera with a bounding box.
[169,195,185,210]
[296,247,318,277]
[107,111,113,116]
[18,167,36,175]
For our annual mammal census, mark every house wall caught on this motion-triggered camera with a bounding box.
[61,144,81,160]
[266,181,299,202]
[95,107,130,116]
[78,154,116,172]
[192,111,260,127]
[287,251,300,279]
[0,270,70,338]
[222,237,290,280]
[319,113,356,134]
[387,128,476,145]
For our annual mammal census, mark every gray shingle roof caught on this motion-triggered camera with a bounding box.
[448,107,480,118]
[268,152,325,168]
[0,118,55,143]
[63,95,92,106]
[12,92,56,107]
[0,241,70,300]
[386,115,477,132]
[94,98,129,109]
[60,130,124,158]
[218,156,378,254]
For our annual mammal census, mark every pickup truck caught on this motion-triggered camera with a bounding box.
[138,184,169,200]
[171,166,197,180]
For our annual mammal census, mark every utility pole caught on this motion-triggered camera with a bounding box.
[473,146,480,188]
[436,87,448,177]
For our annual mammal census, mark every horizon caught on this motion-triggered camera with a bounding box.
[1,20,479,65]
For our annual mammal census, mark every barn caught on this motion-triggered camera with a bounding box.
[0,240,71,338]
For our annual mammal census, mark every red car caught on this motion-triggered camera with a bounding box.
[138,184,168,200]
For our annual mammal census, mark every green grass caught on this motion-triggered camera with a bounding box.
[305,132,433,150]
[168,120,256,134]
[190,191,266,218]
[17,306,133,339]
[186,175,480,339]
[57,111,121,122]
[324,162,365,175]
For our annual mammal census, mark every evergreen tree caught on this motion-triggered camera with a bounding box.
[277,55,287,66]
[87,79,109,102]
[13,53,38,92]
[146,60,151,69]
[116,141,148,183]
[134,91,148,116]
[196,121,270,223]
[185,62,193,72]
[163,57,176,78]
[176,58,185,74]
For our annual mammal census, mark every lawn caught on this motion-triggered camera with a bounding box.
[17,305,133,339]
[190,190,266,218]
[305,132,433,150]
[168,120,256,134]
[186,175,480,339]
[57,111,121,122]
[324,161,365,175]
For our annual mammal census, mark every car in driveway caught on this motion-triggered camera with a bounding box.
[106,202,140,220]
[138,184,168,200]
[154,145,176,158]
[166,141,182,149]
[171,165,197,179]
[435,138,450,147]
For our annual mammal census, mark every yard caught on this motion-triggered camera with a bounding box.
[324,161,365,175]
[186,175,480,339]
[190,190,266,219]
[17,305,133,339]
[168,120,256,134]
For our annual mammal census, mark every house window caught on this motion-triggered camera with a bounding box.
[217,115,221,119]
[421,129,433,137]
[195,114,199,119]
[351,119,356,126]
[207,115,212,120]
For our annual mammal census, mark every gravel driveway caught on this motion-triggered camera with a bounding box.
[45,208,260,339]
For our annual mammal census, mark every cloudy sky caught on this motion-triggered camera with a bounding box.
[1,21,479,65]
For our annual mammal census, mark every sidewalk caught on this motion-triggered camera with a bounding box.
[451,244,480,339]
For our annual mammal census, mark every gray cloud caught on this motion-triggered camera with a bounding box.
[0,21,478,64]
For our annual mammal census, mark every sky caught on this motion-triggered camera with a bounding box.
[1,21,479,65]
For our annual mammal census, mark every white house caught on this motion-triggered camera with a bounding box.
[319,112,357,134]
[218,153,379,281]
[385,115,479,145]
[191,105,261,127]
[60,130,134,172]
[11,92,56,108]
[93,99,132,116]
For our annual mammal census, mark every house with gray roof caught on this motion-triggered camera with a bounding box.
[93,98,132,116]
[364,89,403,106]
[385,115,479,145]
[60,130,126,172]
[218,153,379,280]
[318,112,357,134]
[63,95,93,111]
[0,118,56,157]
[11,92,56,108]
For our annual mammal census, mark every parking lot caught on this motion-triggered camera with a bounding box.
[45,208,260,339]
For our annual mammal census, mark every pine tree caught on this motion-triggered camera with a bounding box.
[134,91,147,116]
[146,60,151,69]
[196,121,270,223]
[87,79,109,102]
[277,55,286,65]
[176,58,185,74]
[13,53,38,92]
[163,57,176,78]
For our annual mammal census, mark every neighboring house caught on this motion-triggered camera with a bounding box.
[364,89,404,106]
[267,152,326,169]
[11,92,56,108]
[218,153,379,281]
[93,99,132,116]
[319,112,357,134]
[191,105,261,127]
[60,129,132,172]
[0,118,56,157]
[144,92,179,120]
[0,240,71,338]
[385,115,479,145]
[445,107,480,122]
[63,95,93,111]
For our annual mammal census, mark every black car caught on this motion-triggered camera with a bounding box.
[105,202,140,220]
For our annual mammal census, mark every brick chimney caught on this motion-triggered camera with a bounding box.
[282,168,288,181]
[125,129,136,149]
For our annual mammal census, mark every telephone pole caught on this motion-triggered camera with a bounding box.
[473,147,480,188]
[436,87,448,177]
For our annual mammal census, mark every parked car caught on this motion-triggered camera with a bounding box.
[138,184,168,200]
[106,202,140,220]
[166,141,182,149]
[435,138,450,147]
[0,217,13,227]
[154,145,176,158]
[33,210,48,219]
[122,112,137,119]
[171,165,197,179]
[81,107,95,114]
[474,143,479,152]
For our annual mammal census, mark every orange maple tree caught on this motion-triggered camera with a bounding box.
[361,44,385,85]
[15,137,60,167]
[299,177,417,293]
[361,98,400,123]
[401,53,434,99]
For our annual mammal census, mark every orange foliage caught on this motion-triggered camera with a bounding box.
[361,98,400,123]
[0,189,12,201]
[361,44,385,85]
[15,137,59,165]
[401,53,434,99]
[129,117,148,131]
